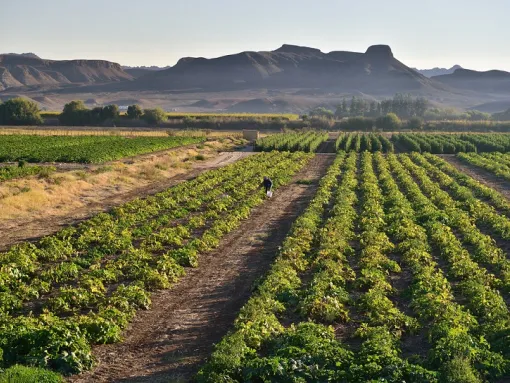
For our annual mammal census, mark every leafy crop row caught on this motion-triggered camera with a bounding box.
[254,131,328,152]
[335,133,394,153]
[392,133,510,154]
[199,151,510,382]
[0,135,204,163]
[459,152,510,182]
[0,151,311,375]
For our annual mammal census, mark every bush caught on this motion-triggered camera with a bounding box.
[407,117,423,130]
[126,104,143,119]
[142,108,167,125]
[0,98,43,125]
[375,113,401,131]
[0,365,64,383]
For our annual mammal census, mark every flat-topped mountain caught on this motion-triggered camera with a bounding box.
[0,54,133,91]
[126,44,440,95]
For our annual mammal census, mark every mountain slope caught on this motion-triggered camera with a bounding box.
[415,65,462,77]
[127,44,444,95]
[0,54,133,91]
[433,68,510,93]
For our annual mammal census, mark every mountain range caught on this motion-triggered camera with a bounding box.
[1,46,510,112]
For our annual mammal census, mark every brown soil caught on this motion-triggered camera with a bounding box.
[442,155,510,200]
[0,152,253,251]
[69,155,333,383]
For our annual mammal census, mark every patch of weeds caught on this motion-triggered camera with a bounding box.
[49,176,66,185]
[75,171,89,181]
[37,166,56,179]
[195,154,206,161]
[155,164,169,171]
[92,165,114,174]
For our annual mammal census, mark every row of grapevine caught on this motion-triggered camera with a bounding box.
[0,151,312,375]
[254,131,328,152]
[0,135,204,163]
[392,133,510,153]
[198,151,510,382]
[335,133,394,153]
[459,152,510,181]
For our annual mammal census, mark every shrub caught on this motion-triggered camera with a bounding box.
[375,113,401,131]
[0,365,64,383]
[142,108,167,125]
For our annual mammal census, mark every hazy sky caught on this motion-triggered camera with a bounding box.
[2,0,509,71]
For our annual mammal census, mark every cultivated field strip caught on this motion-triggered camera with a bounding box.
[459,152,510,182]
[198,152,510,382]
[254,131,329,153]
[335,132,394,153]
[0,135,204,163]
[394,133,510,154]
[0,151,312,375]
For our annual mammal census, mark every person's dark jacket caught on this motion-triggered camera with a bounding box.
[262,178,273,191]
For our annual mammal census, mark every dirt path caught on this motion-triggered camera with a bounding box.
[441,155,510,200]
[70,155,333,383]
[0,152,253,251]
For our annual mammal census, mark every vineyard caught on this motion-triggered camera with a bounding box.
[0,135,204,163]
[458,152,510,181]
[392,133,510,153]
[254,131,329,152]
[198,151,510,382]
[336,132,394,152]
[4,129,510,382]
[0,152,311,375]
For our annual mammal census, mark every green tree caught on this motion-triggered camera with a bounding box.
[407,117,424,130]
[59,100,89,126]
[0,97,43,125]
[375,113,401,131]
[100,104,119,120]
[127,104,143,119]
[142,108,167,125]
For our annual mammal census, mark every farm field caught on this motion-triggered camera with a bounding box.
[0,152,312,378]
[196,151,510,382]
[3,132,510,383]
[0,135,205,163]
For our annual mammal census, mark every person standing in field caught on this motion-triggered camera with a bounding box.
[262,176,273,197]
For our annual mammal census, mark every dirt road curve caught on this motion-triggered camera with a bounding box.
[70,155,334,383]
[441,155,510,200]
[0,152,253,251]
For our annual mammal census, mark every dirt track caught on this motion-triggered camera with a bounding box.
[441,154,510,200]
[0,152,252,251]
[70,155,333,383]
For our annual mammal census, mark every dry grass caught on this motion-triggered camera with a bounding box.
[0,137,242,221]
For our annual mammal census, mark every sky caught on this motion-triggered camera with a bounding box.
[2,0,509,71]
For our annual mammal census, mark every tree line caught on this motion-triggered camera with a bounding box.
[309,94,498,122]
[0,98,168,126]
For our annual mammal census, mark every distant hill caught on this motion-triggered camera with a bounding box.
[0,54,133,91]
[468,100,510,113]
[125,44,443,95]
[432,68,510,93]
[493,108,510,120]
[122,65,170,78]
[415,65,462,78]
